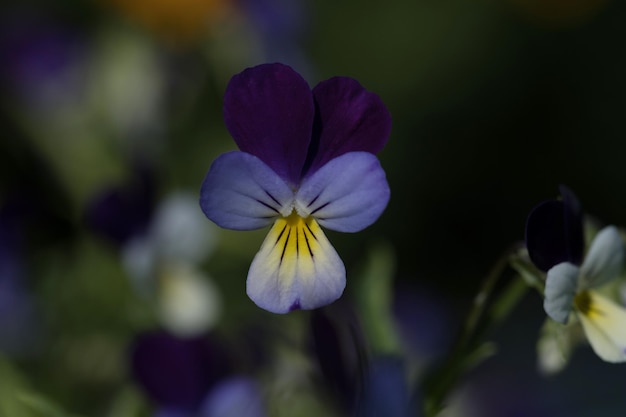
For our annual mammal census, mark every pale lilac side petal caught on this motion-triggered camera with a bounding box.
[580,226,624,289]
[544,262,579,324]
[305,77,391,175]
[199,152,294,230]
[295,152,389,233]
[223,63,314,186]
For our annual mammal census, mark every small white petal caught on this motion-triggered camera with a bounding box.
[580,225,624,289]
[246,214,345,314]
[158,263,221,336]
[150,191,219,264]
[537,320,568,375]
[544,262,579,324]
[122,235,157,296]
[536,318,584,375]
[577,291,626,363]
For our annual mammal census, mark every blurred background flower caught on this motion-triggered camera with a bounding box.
[2,0,626,415]
[0,199,44,358]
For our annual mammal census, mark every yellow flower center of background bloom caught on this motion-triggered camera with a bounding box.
[574,290,594,317]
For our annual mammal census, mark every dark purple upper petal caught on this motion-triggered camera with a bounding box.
[223,63,314,186]
[130,330,231,411]
[303,77,391,177]
[525,187,584,272]
[559,185,584,265]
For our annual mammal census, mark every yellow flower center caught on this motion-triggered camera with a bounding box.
[274,211,317,263]
[574,290,594,317]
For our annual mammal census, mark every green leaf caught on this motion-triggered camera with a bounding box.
[17,394,85,417]
[0,355,84,417]
[104,385,150,417]
[509,249,545,293]
[353,242,401,355]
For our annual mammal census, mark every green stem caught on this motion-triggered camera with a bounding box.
[423,248,529,417]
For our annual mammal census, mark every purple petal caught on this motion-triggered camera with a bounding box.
[559,185,584,265]
[199,151,294,231]
[304,77,391,176]
[130,330,230,410]
[525,187,584,272]
[295,152,390,233]
[223,63,314,186]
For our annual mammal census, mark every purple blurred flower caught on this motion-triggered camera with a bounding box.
[310,304,420,416]
[238,0,312,74]
[130,330,265,417]
[0,13,87,112]
[357,356,417,417]
[85,163,156,247]
[0,201,42,356]
[310,303,367,413]
[392,284,452,368]
[130,330,231,413]
[200,63,391,313]
[199,376,265,417]
[447,368,570,417]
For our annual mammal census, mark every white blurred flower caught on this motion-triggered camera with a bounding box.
[122,191,221,335]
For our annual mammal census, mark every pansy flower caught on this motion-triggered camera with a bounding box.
[200,63,391,313]
[525,186,626,362]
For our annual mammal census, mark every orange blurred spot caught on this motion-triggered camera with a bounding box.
[510,0,610,28]
[105,0,233,45]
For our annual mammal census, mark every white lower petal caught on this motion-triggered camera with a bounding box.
[576,291,626,362]
[246,214,346,314]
